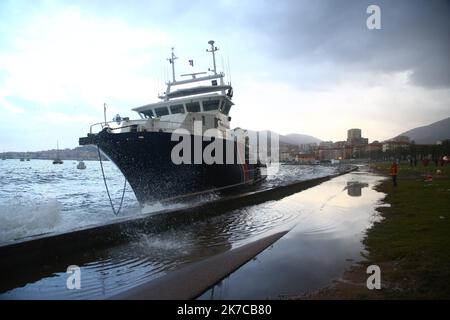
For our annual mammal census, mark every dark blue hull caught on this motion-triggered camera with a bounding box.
[79,130,264,204]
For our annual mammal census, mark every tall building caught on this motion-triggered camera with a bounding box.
[347,128,362,140]
[347,128,368,146]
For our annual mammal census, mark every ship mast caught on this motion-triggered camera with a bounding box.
[167,47,178,83]
[206,40,218,75]
[158,40,228,101]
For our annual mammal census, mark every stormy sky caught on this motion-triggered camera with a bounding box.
[0,0,449,151]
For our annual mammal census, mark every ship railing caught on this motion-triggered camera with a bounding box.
[89,119,197,134]
[148,120,229,135]
[89,120,146,134]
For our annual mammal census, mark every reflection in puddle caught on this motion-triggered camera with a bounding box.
[345,181,369,197]
[198,169,386,299]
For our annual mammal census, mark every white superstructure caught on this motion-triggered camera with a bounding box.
[92,41,236,138]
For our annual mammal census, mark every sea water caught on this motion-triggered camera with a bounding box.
[0,159,335,243]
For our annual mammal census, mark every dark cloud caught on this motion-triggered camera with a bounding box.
[8,0,448,88]
[236,0,450,88]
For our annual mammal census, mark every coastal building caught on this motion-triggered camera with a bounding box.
[295,153,316,164]
[280,152,294,162]
[319,141,334,148]
[347,128,361,140]
[392,135,411,143]
[366,141,383,153]
[315,146,352,161]
[298,143,318,153]
[333,141,347,148]
[382,140,410,152]
[347,128,369,146]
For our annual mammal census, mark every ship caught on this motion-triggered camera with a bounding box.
[79,41,267,205]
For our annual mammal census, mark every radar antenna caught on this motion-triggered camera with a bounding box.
[167,47,178,82]
[206,40,218,75]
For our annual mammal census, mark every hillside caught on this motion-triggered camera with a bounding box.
[282,133,322,145]
[394,117,450,144]
[256,130,321,146]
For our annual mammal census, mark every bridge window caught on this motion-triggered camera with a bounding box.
[202,99,220,111]
[222,100,232,115]
[186,102,200,113]
[155,107,169,117]
[170,104,185,114]
[142,110,154,118]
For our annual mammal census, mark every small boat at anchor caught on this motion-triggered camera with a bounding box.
[77,161,86,170]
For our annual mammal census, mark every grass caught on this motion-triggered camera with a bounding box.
[364,162,450,298]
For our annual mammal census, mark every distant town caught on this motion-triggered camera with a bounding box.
[0,145,107,161]
[280,128,450,165]
[2,117,450,166]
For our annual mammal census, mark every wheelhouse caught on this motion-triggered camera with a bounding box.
[87,40,236,135]
[133,94,234,119]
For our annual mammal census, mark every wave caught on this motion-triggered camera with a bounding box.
[0,199,62,243]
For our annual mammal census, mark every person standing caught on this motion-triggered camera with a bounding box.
[390,161,398,187]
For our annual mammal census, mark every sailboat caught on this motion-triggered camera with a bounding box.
[53,141,63,164]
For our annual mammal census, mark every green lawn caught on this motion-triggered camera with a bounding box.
[366,162,450,298]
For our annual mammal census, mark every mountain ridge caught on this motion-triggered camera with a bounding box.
[393,117,450,144]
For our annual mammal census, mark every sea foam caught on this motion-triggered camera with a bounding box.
[0,199,62,243]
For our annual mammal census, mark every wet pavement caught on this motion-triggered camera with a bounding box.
[198,167,386,299]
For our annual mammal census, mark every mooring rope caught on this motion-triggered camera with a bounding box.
[97,146,127,215]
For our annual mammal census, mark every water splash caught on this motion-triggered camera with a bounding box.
[0,199,62,242]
